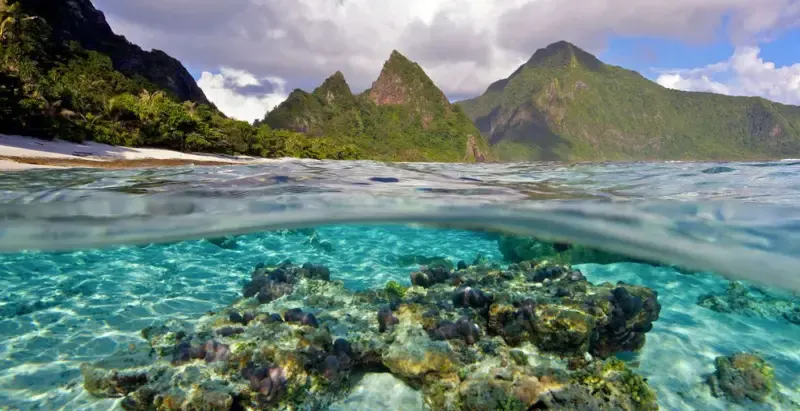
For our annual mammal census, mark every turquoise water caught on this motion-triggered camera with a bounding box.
[0,160,799,410]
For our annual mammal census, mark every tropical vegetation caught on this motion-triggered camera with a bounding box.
[0,0,360,160]
[458,41,800,161]
[258,52,491,162]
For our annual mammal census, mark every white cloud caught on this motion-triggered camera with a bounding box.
[197,69,289,123]
[656,46,800,104]
[94,0,800,98]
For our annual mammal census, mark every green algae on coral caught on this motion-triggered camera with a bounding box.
[568,358,658,410]
[384,280,408,300]
[707,352,776,404]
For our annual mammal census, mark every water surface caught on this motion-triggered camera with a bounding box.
[0,160,798,410]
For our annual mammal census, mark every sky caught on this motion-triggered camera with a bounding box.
[93,0,800,123]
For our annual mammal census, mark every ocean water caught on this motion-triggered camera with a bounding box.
[0,159,798,410]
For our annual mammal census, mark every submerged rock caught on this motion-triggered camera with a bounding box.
[452,286,492,309]
[428,317,481,345]
[243,261,333,305]
[283,308,319,328]
[81,364,150,398]
[486,279,659,357]
[498,235,650,265]
[377,307,399,333]
[706,352,776,403]
[410,265,452,287]
[698,281,800,325]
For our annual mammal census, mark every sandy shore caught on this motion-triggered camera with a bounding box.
[0,134,267,170]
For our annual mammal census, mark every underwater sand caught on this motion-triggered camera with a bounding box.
[0,225,797,410]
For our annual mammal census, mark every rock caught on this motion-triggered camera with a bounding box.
[185,388,233,411]
[301,262,331,281]
[530,385,602,409]
[81,364,149,398]
[532,305,595,354]
[172,340,230,365]
[215,326,244,337]
[452,286,492,309]
[244,365,288,404]
[378,307,399,333]
[382,326,459,384]
[591,284,661,357]
[428,317,481,345]
[698,281,800,325]
[707,352,776,403]
[333,338,354,359]
[410,265,452,288]
[283,308,319,328]
[459,377,527,411]
[243,262,333,304]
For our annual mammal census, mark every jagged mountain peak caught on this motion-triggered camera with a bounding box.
[313,71,354,105]
[525,40,604,71]
[368,50,448,106]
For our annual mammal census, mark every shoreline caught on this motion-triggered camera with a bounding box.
[0,134,266,170]
[0,155,246,169]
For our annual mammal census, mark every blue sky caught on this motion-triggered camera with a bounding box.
[96,0,800,122]
[602,31,800,83]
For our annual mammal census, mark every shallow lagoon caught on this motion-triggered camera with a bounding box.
[0,160,799,410]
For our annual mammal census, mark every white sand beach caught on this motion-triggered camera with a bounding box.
[0,134,266,170]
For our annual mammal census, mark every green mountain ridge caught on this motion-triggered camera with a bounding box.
[259,50,491,162]
[458,41,800,161]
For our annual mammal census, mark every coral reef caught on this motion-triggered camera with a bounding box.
[706,352,776,403]
[698,281,800,325]
[80,258,664,410]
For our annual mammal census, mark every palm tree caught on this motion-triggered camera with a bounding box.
[0,2,39,42]
[182,100,197,119]
[138,89,166,107]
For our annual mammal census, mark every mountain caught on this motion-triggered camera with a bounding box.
[16,0,208,104]
[259,51,491,162]
[457,41,800,161]
[0,0,359,160]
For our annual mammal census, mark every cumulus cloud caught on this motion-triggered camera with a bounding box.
[197,68,289,123]
[656,47,800,105]
[93,0,800,101]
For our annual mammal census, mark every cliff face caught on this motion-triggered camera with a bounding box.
[19,0,208,104]
[261,51,492,162]
[458,41,800,161]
